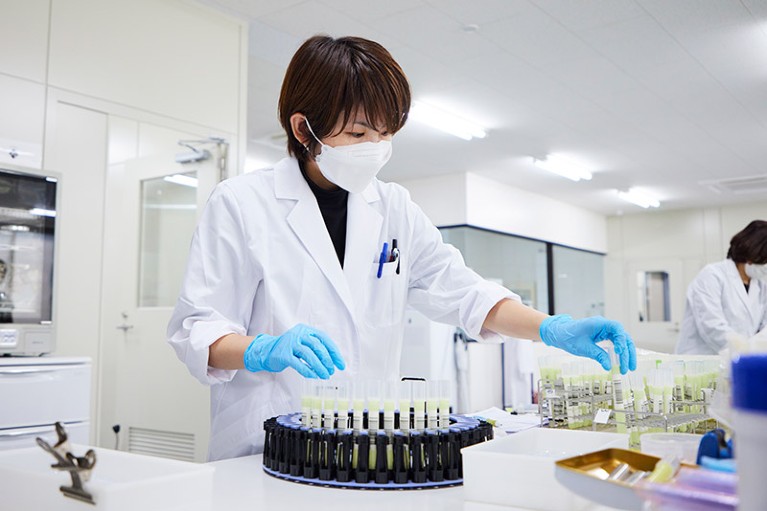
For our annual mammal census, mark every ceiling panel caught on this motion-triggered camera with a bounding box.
[480,8,597,65]
[638,0,755,36]
[535,0,646,31]
[578,16,691,74]
[374,5,501,64]
[428,0,533,26]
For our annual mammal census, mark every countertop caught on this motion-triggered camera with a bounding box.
[209,454,622,511]
[0,355,91,366]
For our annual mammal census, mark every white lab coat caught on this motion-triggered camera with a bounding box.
[675,259,767,355]
[167,157,515,461]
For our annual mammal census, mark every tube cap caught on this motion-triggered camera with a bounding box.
[732,355,767,412]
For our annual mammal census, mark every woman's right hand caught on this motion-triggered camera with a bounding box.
[243,324,346,379]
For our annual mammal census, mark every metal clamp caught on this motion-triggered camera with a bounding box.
[36,422,97,505]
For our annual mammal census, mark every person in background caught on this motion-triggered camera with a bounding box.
[676,220,767,355]
[167,35,636,461]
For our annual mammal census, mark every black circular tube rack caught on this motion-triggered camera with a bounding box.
[262,412,493,490]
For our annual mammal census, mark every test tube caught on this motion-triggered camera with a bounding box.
[397,380,412,432]
[368,380,383,433]
[427,380,440,429]
[438,380,451,429]
[561,361,576,429]
[649,369,663,415]
[310,383,322,429]
[413,380,427,431]
[383,380,396,432]
[301,379,313,426]
[606,345,627,434]
[662,368,673,416]
[322,384,334,430]
[631,372,649,416]
[352,381,366,432]
[336,381,350,431]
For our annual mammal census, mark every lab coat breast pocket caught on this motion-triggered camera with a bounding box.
[363,261,406,327]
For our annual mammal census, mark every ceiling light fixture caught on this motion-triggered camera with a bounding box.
[409,101,487,141]
[532,155,593,182]
[29,208,56,217]
[617,188,660,208]
[163,174,198,188]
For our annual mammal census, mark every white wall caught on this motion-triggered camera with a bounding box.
[398,172,608,253]
[1,0,247,443]
[397,172,468,227]
[466,173,607,253]
[47,0,244,133]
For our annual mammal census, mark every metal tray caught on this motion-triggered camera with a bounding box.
[555,448,663,511]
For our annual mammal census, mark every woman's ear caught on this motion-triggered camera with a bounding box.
[289,113,309,148]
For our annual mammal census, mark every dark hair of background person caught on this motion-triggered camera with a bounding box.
[278,35,411,163]
[727,220,767,264]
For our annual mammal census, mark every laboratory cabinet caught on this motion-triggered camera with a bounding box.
[0,356,91,450]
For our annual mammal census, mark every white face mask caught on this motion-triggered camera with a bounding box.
[745,263,767,282]
[304,118,392,194]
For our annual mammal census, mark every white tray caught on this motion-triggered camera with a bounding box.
[462,428,628,511]
[0,445,214,511]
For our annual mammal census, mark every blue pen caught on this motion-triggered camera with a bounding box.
[377,242,389,279]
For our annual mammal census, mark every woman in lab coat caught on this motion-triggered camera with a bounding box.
[167,35,636,461]
[676,220,767,355]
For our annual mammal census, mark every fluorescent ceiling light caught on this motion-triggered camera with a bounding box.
[29,208,56,217]
[409,101,487,140]
[1,225,30,232]
[617,188,660,208]
[163,174,198,188]
[532,155,593,182]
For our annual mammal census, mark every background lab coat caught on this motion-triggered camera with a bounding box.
[676,259,767,355]
[167,157,516,461]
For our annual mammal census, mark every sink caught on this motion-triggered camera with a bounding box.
[0,445,214,511]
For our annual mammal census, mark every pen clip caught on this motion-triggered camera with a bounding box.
[390,239,400,275]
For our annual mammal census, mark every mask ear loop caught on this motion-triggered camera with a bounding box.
[302,117,323,158]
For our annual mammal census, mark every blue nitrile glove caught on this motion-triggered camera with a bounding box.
[539,315,637,374]
[243,324,346,379]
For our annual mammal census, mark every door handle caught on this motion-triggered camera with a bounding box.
[116,311,134,332]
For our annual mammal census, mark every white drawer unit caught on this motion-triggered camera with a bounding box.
[0,357,91,450]
[0,421,89,451]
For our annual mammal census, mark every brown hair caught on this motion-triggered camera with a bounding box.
[727,220,767,264]
[278,35,411,162]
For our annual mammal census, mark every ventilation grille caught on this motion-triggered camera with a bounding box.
[128,427,195,462]
[701,174,767,194]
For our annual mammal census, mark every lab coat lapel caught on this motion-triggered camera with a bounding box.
[276,159,355,316]
[725,260,757,323]
[344,184,383,310]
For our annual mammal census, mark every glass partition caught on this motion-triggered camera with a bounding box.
[439,226,549,312]
[552,245,605,318]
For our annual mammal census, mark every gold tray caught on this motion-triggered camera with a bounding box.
[555,449,665,511]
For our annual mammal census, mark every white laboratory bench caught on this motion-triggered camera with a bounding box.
[209,454,622,511]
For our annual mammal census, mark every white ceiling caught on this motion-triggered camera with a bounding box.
[195,0,767,215]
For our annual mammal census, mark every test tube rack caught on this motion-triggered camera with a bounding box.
[537,355,721,447]
[261,379,493,489]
